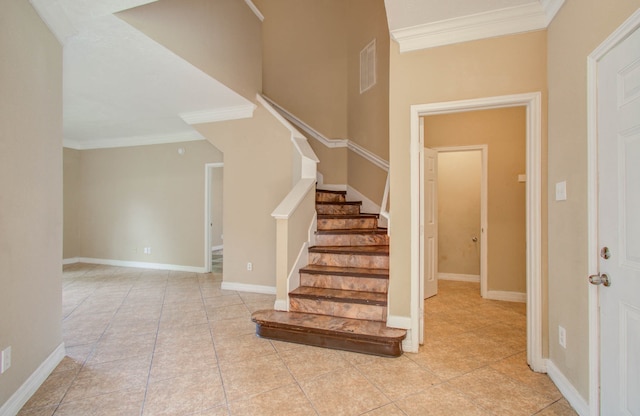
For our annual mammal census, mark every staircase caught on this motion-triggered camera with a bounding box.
[251,189,406,357]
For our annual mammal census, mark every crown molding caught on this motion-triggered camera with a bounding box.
[63,130,204,150]
[180,104,256,125]
[391,0,565,53]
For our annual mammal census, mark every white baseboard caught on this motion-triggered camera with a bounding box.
[545,359,590,416]
[70,257,206,273]
[485,290,526,303]
[0,343,65,416]
[317,183,347,192]
[62,257,78,265]
[210,245,223,252]
[438,273,480,282]
[220,281,276,295]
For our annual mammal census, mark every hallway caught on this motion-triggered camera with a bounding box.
[17,265,575,415]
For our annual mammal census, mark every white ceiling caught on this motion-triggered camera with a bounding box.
[29,0,562,149]
[30,0,254,149]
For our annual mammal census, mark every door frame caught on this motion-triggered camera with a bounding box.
[204,162,224,273]
[432,146,489,298]
[587,9,640,415]
[410,92,544,371]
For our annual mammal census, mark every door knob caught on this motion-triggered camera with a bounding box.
[588,273,611,287]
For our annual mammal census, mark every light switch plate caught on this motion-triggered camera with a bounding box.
[555,181,567,201]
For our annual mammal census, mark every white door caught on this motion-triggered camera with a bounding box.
[596,23,640,415]
[422,146,438,300]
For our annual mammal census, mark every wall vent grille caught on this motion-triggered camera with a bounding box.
[360,39,376,94]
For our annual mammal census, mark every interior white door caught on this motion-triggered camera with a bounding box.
[423,146,438,300]
[597,23,640,415]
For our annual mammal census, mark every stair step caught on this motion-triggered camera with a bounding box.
[316,201,362,215]
[315,229,388,246]
[300,265,389,293]
[308,245,389,269]
[290,286,387,305]
[317,214,379,230]
[289,287,387,321]
[316,189,346,203]
[251,310,406,357]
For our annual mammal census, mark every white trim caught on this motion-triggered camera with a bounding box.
[271,178,316,220]
[546,359,590,416]
[274,299,288,311]
[243,0,264,22]
[220,281,276,295]
[347,185,387,229]
[410,92,544,372]
[437,273,480,282]
[586,9,640,416]
[390,1,565,53]
[434,145,488,298]
[211,245,223,252]
[205,163,224,273]
[180,104,256,125]
[75,257,205,273]
[64,131,204,150]
[387,316,413,352]
[0,343,65,416]
[316,184,347,192]
[485,290,526,303]
[348,141,389,171]
[62,257,78,265]
[260,96,349,149]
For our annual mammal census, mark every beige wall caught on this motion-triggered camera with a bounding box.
[257,0,390,206]
[437,151,482,276]
[0,0,63,406]
[255,0,348,140]
[195,104,293,288]
[425,108,527,293]
[63,148,81,259]
[547,0,640,401]
[69,140,222,268]
[389,31,547,319]
[118,0,262,101]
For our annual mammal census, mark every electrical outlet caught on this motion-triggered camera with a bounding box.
[555,181,567,201]
[1,346,11,374]
[247,262,253,271]
[143,247,152,255]
[559,326,567,349]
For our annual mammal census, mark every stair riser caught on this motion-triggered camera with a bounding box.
[255,325,403,357]
[309,252,389,269]
[315,233,389,247]
[316,204,361,215]
[316,192,346,203]
[300,273,388,293]
[290,298,387,322]
[317,218,378,230]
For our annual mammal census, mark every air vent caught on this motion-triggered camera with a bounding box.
[360,39,376,94]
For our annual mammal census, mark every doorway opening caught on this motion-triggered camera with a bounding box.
[205,163,224,273]
[432,146,488,297]
[410,92,544,372]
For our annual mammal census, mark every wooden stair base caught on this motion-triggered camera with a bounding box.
[251,310,406,357]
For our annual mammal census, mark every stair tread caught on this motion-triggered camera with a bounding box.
[316,228,388,235]
[300,264,389,278]
[290,286,387,305]
[309,245,389,255]
[318,213,379,219]
[252,310,406,341]
[316,201,362,206]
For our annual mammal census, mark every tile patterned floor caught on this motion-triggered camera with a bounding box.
[17,265,578,416]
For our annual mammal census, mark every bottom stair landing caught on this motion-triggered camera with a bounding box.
[252,310,406,357]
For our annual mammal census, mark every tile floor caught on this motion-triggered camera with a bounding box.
[17,265,577,416]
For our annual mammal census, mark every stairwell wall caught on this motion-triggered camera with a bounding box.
[117,0,262,102]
